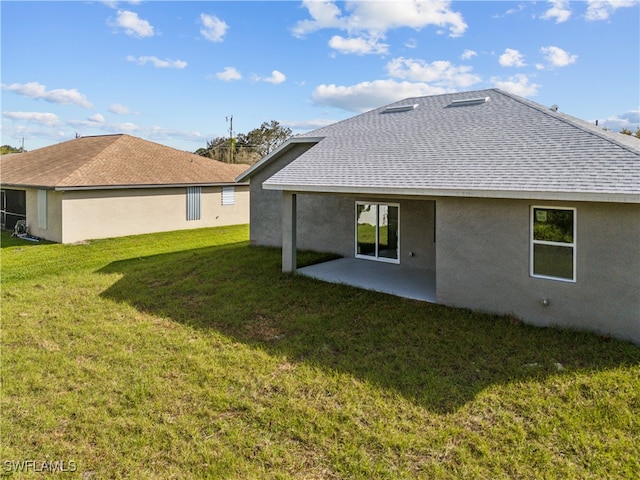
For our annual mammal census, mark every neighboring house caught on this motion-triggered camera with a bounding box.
[237,88,640,344]
[1,134,249,243]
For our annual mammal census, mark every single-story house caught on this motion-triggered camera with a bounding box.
[237,88,640,344]
[0,134,249,243]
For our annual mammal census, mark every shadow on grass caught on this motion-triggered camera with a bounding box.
[99,242,640,413]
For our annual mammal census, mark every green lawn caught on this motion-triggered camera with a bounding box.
[2,225,639,479]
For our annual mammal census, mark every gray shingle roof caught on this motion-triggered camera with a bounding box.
[262,89,639,202]
[1,134,248,189]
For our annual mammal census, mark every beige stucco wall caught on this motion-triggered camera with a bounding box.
[54,185,248,243]
[25,189,64,243]
[436,198,640,344]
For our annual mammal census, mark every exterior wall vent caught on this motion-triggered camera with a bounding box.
[447,97,490,107]
[382,104,418,114]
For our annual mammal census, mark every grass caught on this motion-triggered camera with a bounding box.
[1,225,639,479]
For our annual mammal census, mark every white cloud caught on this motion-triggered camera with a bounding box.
[596,109,640,131]
[312,79,448,113]
[492,3,527,18]
[65,117,206,145]
[69,116,139,133]
[405,38,418,49]
[215,67,242,81]
[109,104,131,115]
[585,0,638,21]
[3,111,61,127]
[126,55,187,69]
[200,13,228,42]
[1,124,68,146]
[291,0,349,37]
[88,114,105,124]
[293,0,467,55]
[340,0,467,37]
[255,70,286,84]
[282,118,337,131]
[386,57,481,88]
[1,82,93,108]
[619,109,640,124]
[461,49,477,60]
[492,74,540,97]
[328,35,389,55]
[111,10,154,38]
[540,0,572,23]
[101,1,143,8]
[499,48,526,67]
[540,46,577,67]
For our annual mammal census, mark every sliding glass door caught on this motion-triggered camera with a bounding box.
[356,202,399,263]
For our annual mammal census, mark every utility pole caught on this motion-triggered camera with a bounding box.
[226,115,234,163]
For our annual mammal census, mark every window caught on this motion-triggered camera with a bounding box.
[37,189,47,229]
[1,189,26,230]
[0,190,5,228]
[186,186,201,221]
[221,186,235,206]
[531,207,576,282]
[356,202,399,263]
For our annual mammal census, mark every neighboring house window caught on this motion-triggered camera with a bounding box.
[221,186,235,206]
[186,186,201,221]
[37,189,47,230]
[531,206,576,282]
[356,202,400,263]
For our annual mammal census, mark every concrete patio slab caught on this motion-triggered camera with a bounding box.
[298,258,436,302]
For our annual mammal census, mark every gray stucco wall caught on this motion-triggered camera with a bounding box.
[297,196,436,270]
[250,171,437,271]
[436,198,640,344]
[248,143,316,248]
[250,154,639,343]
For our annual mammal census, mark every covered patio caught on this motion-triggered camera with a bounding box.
[298,258,436,302]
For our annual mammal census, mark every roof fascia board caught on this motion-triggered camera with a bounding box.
[262,183,640,204]
[53,182,249,191]
[235,136,324,183]
[0,182,248,191]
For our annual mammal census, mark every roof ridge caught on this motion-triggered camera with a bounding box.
[494,89,640,156]
[55,135,123,187]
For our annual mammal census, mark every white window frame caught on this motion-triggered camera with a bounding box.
[530,206,576,283]
[355,201,400,264]
[37,189,47,230]
[221,186,235,206]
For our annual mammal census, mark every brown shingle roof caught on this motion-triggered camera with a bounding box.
[0,134,249,189]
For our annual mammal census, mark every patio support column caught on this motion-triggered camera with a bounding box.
[282,191,297,272]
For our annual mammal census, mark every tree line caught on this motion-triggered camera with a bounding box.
[195,120,292,164]
[620,127,640,138]
[0,145,25,155]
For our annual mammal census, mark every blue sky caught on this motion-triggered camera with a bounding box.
[2,0,639,152]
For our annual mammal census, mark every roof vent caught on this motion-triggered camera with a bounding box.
[550,104,559,112]
[382,104,418,114]
[447,96,489,107]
